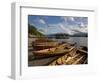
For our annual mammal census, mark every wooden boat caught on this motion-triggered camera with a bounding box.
[34,38,55,43]
[49,48,77,65]
[32,40,75,50]
[32,41,60,50]
[32,38,60,50]
[49,47,87,65]
[33,44,74,58]
[32,37,76,50]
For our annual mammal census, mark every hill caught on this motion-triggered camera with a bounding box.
[28,24,44,37]
[46,32,87,39]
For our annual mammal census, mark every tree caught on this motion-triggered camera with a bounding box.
[28,24,44,37]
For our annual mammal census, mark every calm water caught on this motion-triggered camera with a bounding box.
[51,37,87,47]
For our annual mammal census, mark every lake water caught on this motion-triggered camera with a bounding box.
[51,37,87,47]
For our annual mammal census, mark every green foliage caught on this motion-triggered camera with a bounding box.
[28,24,44,37]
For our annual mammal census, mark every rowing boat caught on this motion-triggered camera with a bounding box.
[33,44,74,58]
[32,41,60,50]
[49,47,87,65]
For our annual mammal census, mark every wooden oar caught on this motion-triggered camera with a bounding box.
[65,53,80,63]
[77,49,87,54]
[72,56,84,64]
[83,58,88,64]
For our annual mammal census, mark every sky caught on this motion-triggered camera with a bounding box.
[28,15,88,35]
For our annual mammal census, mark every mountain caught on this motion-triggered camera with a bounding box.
[46,32,87,39]
[46,33,69,39]
[70,32,88,37]
[28,24,44,37]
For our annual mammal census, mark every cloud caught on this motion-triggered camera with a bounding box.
[58,23,74,35]
[30,23,35,26]
[59,16,88,35]
[43,22,87,35]
[80,22,85,27]
[58,23,87,35]
[71,27,88,33]
[30,16,88,35]
[61,16,88,27]
[61,16,75,22]
[38,28,47,34]
[39,19,46,24]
